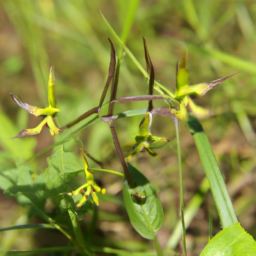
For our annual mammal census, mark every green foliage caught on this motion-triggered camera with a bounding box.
[200,223,256,256]
[44,145,82,193]
[186,114,238,228]
[1,1,256,255]
[123,163,164,240]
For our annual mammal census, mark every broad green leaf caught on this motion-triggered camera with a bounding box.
[200,223,256,256]
[123,163,164,239]
[5,160,47,211]
[44,145,83,193]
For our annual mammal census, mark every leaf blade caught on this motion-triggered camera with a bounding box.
[123,163,164,239]
[200,223,256,256]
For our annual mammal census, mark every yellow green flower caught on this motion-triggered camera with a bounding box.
[11,67,62,137]
[171,51,234,120]
[67,149,106,207]
[125,112,170,161]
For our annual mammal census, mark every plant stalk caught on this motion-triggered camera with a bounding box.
[174,118,187,256]
[67,209,87,255]
[153,236,163,256]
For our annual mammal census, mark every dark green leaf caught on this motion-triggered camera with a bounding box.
[123,163,164,239]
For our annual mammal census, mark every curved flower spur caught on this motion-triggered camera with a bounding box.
[10,67,62,137]
[67,149,106,207]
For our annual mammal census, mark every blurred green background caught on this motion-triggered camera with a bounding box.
[0,0,256,255]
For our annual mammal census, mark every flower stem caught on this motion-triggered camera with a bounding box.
[67,209,87,255]
[153,235,163,256]
[174,118,187,256]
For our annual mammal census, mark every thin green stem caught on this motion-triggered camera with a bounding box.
[88,168,124,177]
[174,119,187,256]
[167,177,209,249]
[153,236,163,256]
[67,209,87,255]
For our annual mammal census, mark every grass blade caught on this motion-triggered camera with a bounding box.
[0,224,54,232]
[186,114,238,228]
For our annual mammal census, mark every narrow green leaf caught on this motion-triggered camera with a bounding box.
[93,246,156,256]
[1,247,75,255]
[123,163,164,239]
[186,43,256,73]
[200,223,256,256]
[185,114,238,228]
[0,223,54,232]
